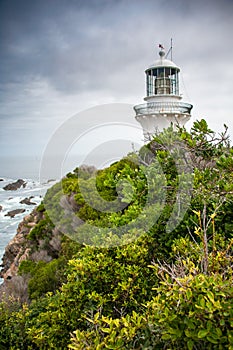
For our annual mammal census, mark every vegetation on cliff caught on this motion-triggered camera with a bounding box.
[0,120,233,349]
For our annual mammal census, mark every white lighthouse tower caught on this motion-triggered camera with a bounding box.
[134,44,193,140]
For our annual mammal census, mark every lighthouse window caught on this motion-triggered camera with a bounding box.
[158,68,164,77]
[146,70,155,96]
[152,69,157,77]
[165,68,170,77]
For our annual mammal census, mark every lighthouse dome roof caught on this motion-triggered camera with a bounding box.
[146,49,180,71]
[147,57,180,71]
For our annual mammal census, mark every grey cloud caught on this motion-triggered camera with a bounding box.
[0,0,233,157]
[1,0,232,94]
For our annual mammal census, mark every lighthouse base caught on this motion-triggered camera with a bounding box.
[135,112,190,141]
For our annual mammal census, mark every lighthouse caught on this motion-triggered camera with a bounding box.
[134,44,193,140]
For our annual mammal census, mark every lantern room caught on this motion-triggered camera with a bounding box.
[146,49,180,97]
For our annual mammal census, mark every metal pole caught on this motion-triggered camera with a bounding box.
[171,38,173,61]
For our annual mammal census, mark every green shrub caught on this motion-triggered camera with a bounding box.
[27,214,54,241]
[18,260,37,275]
[1,120,233,349]
[27,259,66,299]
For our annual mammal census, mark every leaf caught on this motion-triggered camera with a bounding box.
[187,340,194,350]
[206,291,215,304]
[216,328,222,337]
[185,329,193,338]
[210,213,216,219]
[192,210,201,217]
[100,327,111,334]
[206,336,219,344]
[94,312,100,322]
[161,333,171,340]
[198,329,209,338]
[186,288,192,300]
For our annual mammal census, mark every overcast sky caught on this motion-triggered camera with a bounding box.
[1,0,233,163]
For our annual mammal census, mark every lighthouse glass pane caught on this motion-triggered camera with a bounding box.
[154,67,171,95]
[176,72,179,95]
[158,68,164,77]
[150,73,153,96]
[170,68,176,76]
[165,68,170,77]
[170,79,175,94]
[146,71,155,96]
[167,68,179,95]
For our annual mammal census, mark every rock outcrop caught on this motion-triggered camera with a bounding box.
[3,179,26,191]
[20,196,36,205]
[0,208,61,282]
[5,209,26,218]
[0,209,40,280]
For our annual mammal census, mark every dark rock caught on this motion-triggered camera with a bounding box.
[0,178,4,181]
[5,209,26,218]
[47,179,56,183]
[0,205,2,212]
[20,196,36,205]
[3,179,26,191]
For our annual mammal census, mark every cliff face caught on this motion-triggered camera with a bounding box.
[0,209,40,280]
[0,205,62,300]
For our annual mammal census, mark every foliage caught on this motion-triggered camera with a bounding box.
[0,299,31,350]
[28,258,66,299]
[24,236,158,349]
[27,213,54,241]
[0,120,232,349]
[69,214,233,349]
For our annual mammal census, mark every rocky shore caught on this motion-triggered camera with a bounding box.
[0,208,42,280]
[0,205,61,301]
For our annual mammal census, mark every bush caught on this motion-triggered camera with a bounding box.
[1,120,232,349]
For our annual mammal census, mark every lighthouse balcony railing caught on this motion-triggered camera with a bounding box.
[134,101,193,116]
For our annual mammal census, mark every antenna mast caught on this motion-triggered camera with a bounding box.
[170,38,173,61]
[165,38,173,60]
